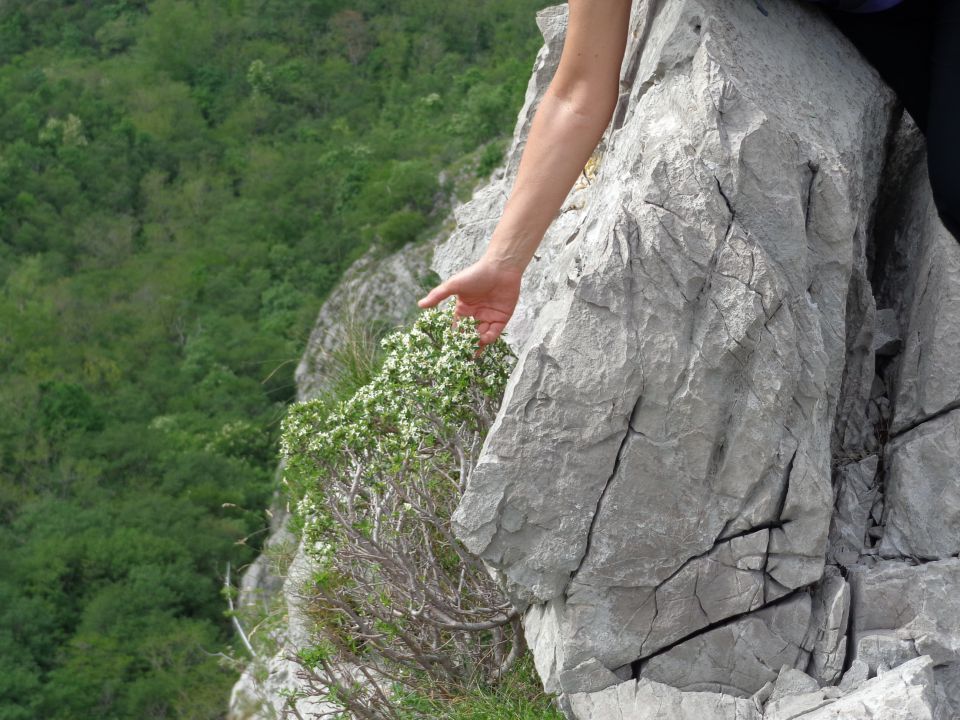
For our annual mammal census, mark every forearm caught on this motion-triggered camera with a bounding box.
[417,0,632,347]
[482,89,617,271]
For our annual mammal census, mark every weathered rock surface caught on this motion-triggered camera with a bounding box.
[848,559,960,670]
[568,655,940,720]
[229,541,340,720]
[934,663,960,720]
[428,0,960,717]
[294,240,433,403]
[439,0,899,698]
[766,666,820,706]
[838,658,869,693]
[879,408,960,559]
[763,655,939,720]
[825,455,878,567]
[235,485,296,622]
[567,674,761,720]
[637,592,814,697]
[871,137,960,436]
[804,566,849,685]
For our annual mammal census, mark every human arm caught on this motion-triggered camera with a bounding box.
[417,0,634,346]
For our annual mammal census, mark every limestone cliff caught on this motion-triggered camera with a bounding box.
[434,0,960,717]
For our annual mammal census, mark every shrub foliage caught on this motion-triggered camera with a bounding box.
[280,306,519,718]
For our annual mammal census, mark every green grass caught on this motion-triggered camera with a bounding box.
[393,656,565,720]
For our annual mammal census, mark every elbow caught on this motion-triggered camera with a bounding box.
[546,82,620,132]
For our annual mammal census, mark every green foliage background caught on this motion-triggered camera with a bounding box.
[0,1,549,717]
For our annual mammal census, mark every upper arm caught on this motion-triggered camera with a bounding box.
[549,0,633,107]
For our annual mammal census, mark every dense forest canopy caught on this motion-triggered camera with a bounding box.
[0,1,548,717]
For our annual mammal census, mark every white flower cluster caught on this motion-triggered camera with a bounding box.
[280,306,514,477]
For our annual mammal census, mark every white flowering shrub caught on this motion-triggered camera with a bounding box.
[279,306,519,719]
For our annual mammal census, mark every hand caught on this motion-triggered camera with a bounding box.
[417,257,524,347]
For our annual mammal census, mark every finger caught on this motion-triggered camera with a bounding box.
[478,321,505,348]
[451,297,474,330]
[451,301,466,331]
[417,281,454,308]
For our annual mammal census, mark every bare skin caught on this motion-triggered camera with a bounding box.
[417,0,634,347]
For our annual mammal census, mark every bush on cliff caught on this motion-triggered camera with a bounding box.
[281,306,540,718]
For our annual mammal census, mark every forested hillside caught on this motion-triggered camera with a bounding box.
[0,1,548,717]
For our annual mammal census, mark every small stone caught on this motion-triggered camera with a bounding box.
[871,308,902,356]
[839,658,870,692]
[768,665,820,703]
[751,680,774,706]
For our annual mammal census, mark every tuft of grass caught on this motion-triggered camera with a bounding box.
[393,655,565,720]
[324,311,390,401]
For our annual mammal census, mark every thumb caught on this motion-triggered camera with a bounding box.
[417,279,456,308]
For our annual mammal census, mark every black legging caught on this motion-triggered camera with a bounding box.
[823,0,960,242]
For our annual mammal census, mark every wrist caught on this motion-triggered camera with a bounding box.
[479,249,529,275]
[482,229,539,274]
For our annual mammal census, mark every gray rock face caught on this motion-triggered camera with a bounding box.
[873,146,960,435]
[568,655,940,720]
[567,675,761,720]
[805,566,849,685]
[766,666,820,705]
[429,0,960,716]
[825,455,878,567]
[934,663,960,720]
[439,0,898,697]
[848,559,960,669]
[234,0,960,714]
[879,409,960,559]
[294,240,432,403]
[838,658,870,693]
[235,489,296,618]
[763,656,939,720]
[229,540,341,720]
[637,592,814,697]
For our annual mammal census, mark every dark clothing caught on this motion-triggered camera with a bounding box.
[823,0,960,241]
[811,0,904,12]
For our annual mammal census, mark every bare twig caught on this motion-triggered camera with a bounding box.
[225,562,257,658]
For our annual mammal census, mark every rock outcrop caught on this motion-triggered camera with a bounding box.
[228,242,432,719]
[432,0,960,717]
[294,241,433,403]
